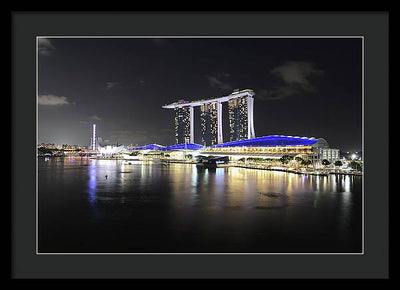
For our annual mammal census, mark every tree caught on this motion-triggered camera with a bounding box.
[280,155,293,165]
[350,161,362,171]
[322,159,331,166]
[295,156,303,163]
[301,159,312,167]
[334,160,343,167]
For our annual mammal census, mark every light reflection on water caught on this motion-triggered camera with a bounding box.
[81,159,359,219]
[88,160,97,204]
[39,158,362,253]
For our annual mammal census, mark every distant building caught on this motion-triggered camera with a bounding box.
[316,148,340,162]
[38,143,57,150]
[62,144,79,150]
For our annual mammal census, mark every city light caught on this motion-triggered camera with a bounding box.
[164,89,255,146]
[91,124,96,151]
[37,90,357,175]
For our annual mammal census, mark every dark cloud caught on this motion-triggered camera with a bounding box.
[104,82,122,90]
[38,94,69,106]
[207,73,232,91]
[257,61,323,100]
[271,61,323,90]
[89,115,101,121]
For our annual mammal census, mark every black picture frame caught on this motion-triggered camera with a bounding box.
[11,11,389,279]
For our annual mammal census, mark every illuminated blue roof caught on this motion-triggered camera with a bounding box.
[211,135,319,148]
[161,143,204,151]
[133,144,164,150]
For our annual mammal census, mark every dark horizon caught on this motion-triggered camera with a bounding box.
[38,37,362,152]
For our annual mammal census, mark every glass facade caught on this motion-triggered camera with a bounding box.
[174,107,192,144]
[200,102,219,146]
[228,97,249,141]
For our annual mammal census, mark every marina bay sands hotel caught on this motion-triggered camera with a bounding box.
[162,89,255,146]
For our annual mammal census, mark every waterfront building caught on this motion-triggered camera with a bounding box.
[159,143,203,160]
[133,144,165,150]
[160,143,203,151]
[97,144,125,157]
[162,89,255,145]
[174,106,194,144]
[200,102,221,146]
[315,148,340,162]
[152,135,335,164]
[228,93,255,141]
[202,135,331,162]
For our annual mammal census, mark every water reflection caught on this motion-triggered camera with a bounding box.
[88,160,97,204]
[343,175,351,192]
[82,161,358,215]
[39,158,362,253]
[214,168,226,209]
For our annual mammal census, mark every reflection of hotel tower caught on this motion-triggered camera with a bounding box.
[163,89,255,146]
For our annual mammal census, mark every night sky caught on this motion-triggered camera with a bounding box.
[38,37,362,152]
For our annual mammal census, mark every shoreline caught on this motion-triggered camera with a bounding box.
[39,156,362,176]
[234,164,362,176]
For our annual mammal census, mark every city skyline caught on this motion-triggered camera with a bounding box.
[38,37,362,151]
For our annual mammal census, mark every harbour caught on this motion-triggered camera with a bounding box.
[38,157,362,253]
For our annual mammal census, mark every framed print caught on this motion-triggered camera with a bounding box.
[12,11,389,279]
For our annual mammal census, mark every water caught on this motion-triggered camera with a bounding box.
[38,157,362,253]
